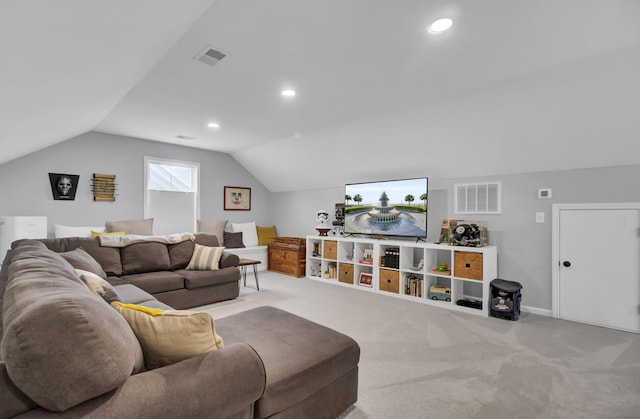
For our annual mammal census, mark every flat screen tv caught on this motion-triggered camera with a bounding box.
[344,177,428,239]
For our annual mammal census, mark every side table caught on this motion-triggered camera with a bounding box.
[238,258,261,290]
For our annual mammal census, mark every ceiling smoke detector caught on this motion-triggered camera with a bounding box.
[194,46,227,67]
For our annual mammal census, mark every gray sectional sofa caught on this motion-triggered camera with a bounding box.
[38,233,241,309]
[0,239,360,418]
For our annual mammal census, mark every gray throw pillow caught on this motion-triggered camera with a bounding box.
[223,231,245,248]
[60,247,108,279]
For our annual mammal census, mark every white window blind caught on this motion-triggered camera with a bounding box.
[144,157,199,235]
[454,181,502,214]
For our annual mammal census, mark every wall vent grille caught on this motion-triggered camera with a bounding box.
[194,46,227,67]
[454,181,502,214]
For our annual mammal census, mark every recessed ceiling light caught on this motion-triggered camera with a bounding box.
[428,18,453,34]
[207,122,220,128]
[281,89,296,97]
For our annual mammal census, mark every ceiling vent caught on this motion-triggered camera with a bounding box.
[194,45,227,67]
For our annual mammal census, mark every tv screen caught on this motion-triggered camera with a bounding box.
[344,177,428,238]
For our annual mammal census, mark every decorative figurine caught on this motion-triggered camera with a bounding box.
[316,209,331,236]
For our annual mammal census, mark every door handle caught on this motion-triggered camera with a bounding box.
[562,261,571,267]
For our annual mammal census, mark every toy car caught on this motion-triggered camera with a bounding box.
[428,285,451,301]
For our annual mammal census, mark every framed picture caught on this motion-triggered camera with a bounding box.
[359,272,373,288]
[49,173,79,201]
[224,186,251,210]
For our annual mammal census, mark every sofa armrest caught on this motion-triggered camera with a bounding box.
[220,252,240,268]
[0,362,38,418]
[16,343,266,418]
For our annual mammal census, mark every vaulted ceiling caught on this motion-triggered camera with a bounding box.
[2,0,639,191]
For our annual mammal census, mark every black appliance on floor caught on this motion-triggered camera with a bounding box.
[489,278,523,320]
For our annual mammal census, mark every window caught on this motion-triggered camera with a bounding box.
[454,181,502,214]
[144,157,199,235]
[147,162,195,192]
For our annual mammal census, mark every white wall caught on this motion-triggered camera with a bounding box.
[270,164,640,313]
[0,131,272,236]
[3,130,640,313]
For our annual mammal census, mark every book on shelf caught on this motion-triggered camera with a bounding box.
[403,274,423,297]
[384,247,399,269]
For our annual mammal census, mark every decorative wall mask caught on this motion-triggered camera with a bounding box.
[49,173,79,200]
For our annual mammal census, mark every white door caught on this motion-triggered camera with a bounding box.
[553,204,639,333]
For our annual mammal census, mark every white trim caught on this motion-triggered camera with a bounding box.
[551,202,640,319]
[521,305,552,317]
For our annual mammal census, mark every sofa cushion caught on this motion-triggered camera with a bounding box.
[231,221,259,246]
[76,269,122,303]
[216,306,361,419]
[187,244,225,271]
[257,225,278,245]
[122,271,185,294]
[111,302,224,369]
[114,283,171,308]
[60,247,108,279]
[40,237,123,276]
[178,268,240,289]
[167,240,196,270]
[54,224,105,238]
[197,219,227,245]
[1,243,144,412]
[105,218,153,235]
[120,242,170,274]
[194,232,220,247]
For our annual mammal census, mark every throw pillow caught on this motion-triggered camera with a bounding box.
[187,244,225,270]
[257,225,277,245]
[60,247,108,279]
[55,225,105,238]
[111,302,224,369]
[91,230,125,237]
[223,231,245,248]
[76,269,122,303]
[231,221,259,247]
[197,219,227,245]
[105,218,153,235]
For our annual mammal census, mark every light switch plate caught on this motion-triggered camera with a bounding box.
[536,212,545,223]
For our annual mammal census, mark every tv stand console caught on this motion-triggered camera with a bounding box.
[306,235,497,316]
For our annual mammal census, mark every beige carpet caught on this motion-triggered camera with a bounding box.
[200,272,640,419]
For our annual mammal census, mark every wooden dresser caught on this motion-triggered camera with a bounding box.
[268,237,306,277]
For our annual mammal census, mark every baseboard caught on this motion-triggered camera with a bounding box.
[521,305,552,317]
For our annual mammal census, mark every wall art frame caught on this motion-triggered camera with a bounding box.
[359,272,373,288]
[224,186,251,210]
[48,173,79,201]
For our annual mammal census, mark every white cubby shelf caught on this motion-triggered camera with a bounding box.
[306,235,497,317]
